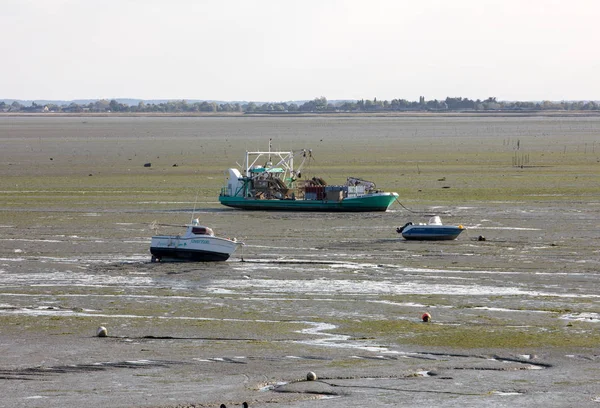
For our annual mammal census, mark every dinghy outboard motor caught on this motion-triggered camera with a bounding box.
[396,222,413,234]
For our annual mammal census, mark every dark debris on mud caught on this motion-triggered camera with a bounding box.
[0,359,185,380]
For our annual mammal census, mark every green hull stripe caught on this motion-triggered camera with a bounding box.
[219,194,397,212]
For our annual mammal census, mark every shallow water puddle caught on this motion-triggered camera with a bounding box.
[209,277,578,297]
[560,312,600,323]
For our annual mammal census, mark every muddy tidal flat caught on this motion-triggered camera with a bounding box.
[1,115,599,407]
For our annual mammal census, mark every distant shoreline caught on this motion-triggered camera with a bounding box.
[2,110,600,118]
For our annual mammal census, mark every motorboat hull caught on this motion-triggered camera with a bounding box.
[150,246,231,262]
[150,235,240,262]
[401,225,464,241]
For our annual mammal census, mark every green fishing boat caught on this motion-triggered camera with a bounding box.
[219,142,398,212]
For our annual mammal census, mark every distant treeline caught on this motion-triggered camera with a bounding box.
[2,96,599,114]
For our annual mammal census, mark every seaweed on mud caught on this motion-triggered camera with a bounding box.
[339,317,600,349]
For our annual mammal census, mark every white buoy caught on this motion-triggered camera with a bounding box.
[307,371,317,381]
[97,326,108,337]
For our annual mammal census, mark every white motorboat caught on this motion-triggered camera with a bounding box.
[150,219,243,262]
[397,216,465,241]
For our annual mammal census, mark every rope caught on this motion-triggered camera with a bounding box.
[394,197,424,214]
[393,197,451,216]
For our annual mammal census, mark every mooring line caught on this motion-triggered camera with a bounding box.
[394,197,429,214]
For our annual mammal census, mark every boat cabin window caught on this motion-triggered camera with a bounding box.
[192,227,214,235]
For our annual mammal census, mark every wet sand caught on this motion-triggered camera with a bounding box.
[1,115,599,407]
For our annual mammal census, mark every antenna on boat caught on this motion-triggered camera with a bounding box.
[190,189,200,224]
[269,138,273,161]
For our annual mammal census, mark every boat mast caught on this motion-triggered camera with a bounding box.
[190,189,200,224]
[242,142,308,182]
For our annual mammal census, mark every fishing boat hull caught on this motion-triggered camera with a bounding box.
[219,145,399,212]
[401,225,464,241]
[150,236,240,262]
[219,192,398,212]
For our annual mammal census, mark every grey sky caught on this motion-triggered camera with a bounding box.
[2,0,598,102]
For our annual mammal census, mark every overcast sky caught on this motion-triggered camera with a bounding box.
[2,0,598,102]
